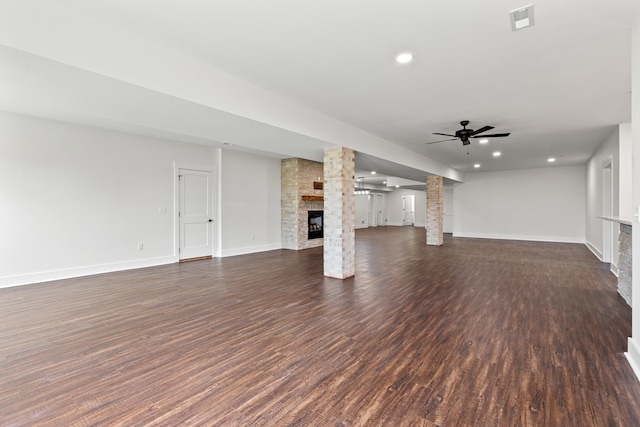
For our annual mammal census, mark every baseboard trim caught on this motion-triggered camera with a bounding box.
[386,221,404,227]
[220,243,282,258]
[0,256,177,289]
[384,223,428,228]
[626,338,640,383]
[611,262,619,277]
[585,241,604,261]
[452,232,585,244]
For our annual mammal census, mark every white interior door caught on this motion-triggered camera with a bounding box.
[376,194,384,226]
[403,195,415,226]
[179,168,213,260]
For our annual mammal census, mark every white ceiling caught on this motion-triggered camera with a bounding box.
[1,0,638,182]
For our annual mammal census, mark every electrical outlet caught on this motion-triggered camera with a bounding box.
[158,206,167,214]
[251,234,255,240]
[137,243,144,250]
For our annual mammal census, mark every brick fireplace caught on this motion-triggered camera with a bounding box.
[281,158,324,250]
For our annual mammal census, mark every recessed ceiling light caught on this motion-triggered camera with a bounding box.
[383,181,387,185]
[474,164,481,168]
[478,139,489,144]
[493,151,501,157]
[371,171,377,175]
[548,157,556,162]
[396,52,414,64]
[395,185,400,188]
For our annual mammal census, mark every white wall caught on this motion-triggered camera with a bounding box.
[414,191,426,227]
[453,166,586,243]
[585,127,621,265]
[627,11,640,378]
[0,112,284,287]
[219,150,281,257]
[0,111,217,287]
[443,185,454,233]
[619,123,633,222]
[385,189,426,227]
[383,191,403,226]
[355,189,425,228]
[355,194,369,228]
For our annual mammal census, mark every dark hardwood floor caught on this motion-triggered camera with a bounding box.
[1,227,639,426]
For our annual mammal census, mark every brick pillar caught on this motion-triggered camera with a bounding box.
[426,176,444,246]
[281,158,299,250]
[323,147,355,279]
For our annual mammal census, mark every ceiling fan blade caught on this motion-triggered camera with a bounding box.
[432,132,456,137]
[471,133,510,138]
[471,125,494,136]
[426,138,457,145]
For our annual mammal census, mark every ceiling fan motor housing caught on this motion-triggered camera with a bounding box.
[455,129,473,141]
[456,120,473,142]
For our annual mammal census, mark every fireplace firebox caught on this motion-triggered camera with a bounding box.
[308,210,323,239]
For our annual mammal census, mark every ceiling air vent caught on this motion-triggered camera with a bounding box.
[509,4,535,31]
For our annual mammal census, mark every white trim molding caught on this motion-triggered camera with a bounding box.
[453,232,585,244]
[0,256,176,289]
[626,338,640,382]
[585,241,604,261]
[220,243,283,258]
[610,262,619,277]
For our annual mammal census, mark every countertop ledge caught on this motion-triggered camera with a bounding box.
[598,216,633,226]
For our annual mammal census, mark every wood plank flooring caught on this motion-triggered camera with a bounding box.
[1,227,640,426]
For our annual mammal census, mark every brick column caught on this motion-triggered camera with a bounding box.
[426,176,444,246]
[281,158,299,250]
[323,147,355,279]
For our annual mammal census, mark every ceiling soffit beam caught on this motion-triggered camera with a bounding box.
[0,0,463,182]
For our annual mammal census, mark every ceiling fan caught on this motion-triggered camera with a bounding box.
[427,120,510,146]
